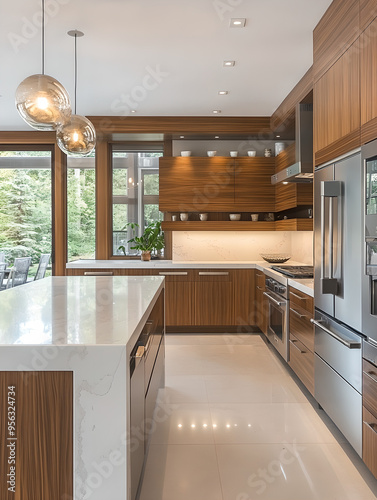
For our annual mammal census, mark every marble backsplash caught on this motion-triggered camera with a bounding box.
[172,231,313,265]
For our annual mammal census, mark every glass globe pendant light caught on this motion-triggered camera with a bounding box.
[56,30,96,156]
[15,0,71,130]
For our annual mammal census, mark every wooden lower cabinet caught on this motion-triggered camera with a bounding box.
[288,287,314,395]
[194,281,234,326]
[363,407,377,479]
[288,334,315,396]
[165,281,194,326]
[255,271,268,335]
[68,267,256,330]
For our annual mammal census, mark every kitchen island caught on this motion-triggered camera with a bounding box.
[0,275,165,500]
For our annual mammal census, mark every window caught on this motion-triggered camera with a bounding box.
[112,148,163,256]
[0,150,52,277]
[67,154,96,261]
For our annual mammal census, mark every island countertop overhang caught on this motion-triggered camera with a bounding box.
[0,275,165,347]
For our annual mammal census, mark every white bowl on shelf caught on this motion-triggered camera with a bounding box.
[181,151,191,157]
[229,214,241,221]
[207,151,216,157]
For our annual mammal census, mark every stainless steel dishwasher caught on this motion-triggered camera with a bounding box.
[130,340,145,500]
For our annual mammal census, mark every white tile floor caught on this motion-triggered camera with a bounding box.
[139,334,377,500]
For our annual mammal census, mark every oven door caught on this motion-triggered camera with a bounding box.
[263,291,289,361]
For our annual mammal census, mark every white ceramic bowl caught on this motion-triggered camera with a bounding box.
[229,214,241,221]
[207,151,216,157]
[199,213,208,221]
[230,151,238,157]
[181,151,191,157]
[247,150,257,157]
[180,213,189,221]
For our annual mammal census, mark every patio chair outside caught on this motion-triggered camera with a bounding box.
[0,263,6,290]
[6,257,32,288]
[34,253,51,280]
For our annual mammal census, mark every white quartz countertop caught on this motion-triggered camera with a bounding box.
[288,278,314,297]
[0,276,164,346]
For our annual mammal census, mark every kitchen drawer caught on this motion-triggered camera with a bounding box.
[363,358,377,418]
[289,288,314,314]
[193,269,232,282]
[363,406,377,479]
[256,272,265,289]
[289,303,314,352]
[289,333,314,395]
[157,269,194,281]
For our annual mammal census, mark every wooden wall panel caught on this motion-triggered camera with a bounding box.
[275,143,296,173]
[271,67,313,133]
[95,140,112,259]
[360,0,377,32]
[89,116,272,137]
[0,371,73,500]
[313,0,360,82]
[361,17,377,143]
[314,42,360,161]
[52,145,67,276]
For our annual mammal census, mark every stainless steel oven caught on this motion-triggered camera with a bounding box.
[264,275,289,362]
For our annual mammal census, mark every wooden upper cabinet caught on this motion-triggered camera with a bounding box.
[159,156,275,213]
[159,157,235,212]
[234,158,275,211]
[275,144,296,173]
[313,0,360,82]
[361,16,377,144]
[314,41,360,166]
[360,0,377,32]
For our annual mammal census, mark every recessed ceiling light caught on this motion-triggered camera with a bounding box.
[131,110,136,113]
[223,60,235,67]
[276,135,281,138]
[180,135,184,139]
[215,136,220,139]
[218,91,228,95]
[213,110,221,114]
[230,18,246,28]
[283,181,289,185]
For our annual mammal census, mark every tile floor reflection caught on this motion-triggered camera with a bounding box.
[139,334,377,500]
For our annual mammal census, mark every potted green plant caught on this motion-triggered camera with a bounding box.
[118,221,164,261]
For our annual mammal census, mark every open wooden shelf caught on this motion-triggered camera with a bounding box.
[161,221,276,231]
[162,219,313,232]
[275,219,313,231]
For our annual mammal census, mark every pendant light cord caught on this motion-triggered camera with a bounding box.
[74,33,77,114]
[41,0,45,74]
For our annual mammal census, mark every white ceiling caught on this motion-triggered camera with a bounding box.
[1,0,332,130]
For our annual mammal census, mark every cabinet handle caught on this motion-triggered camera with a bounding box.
[84,271,114,276]
[290,291,306,300]
[290,308,307,319]
[364,421,377,435]
[198,272,229,276]
[364,371,377,384]
[289,339,306,354]
[158,272,188,276]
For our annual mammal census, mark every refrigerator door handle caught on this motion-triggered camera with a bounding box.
[321,181,341,295]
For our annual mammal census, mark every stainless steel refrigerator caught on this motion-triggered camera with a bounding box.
[313,150,364,456]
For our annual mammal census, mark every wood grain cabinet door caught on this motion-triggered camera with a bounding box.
[194,271,234,326]
[234,158,275,211]
[314,42,360,165]
[159,157,235,212]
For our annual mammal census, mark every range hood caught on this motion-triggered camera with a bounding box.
[271,102,313,184]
